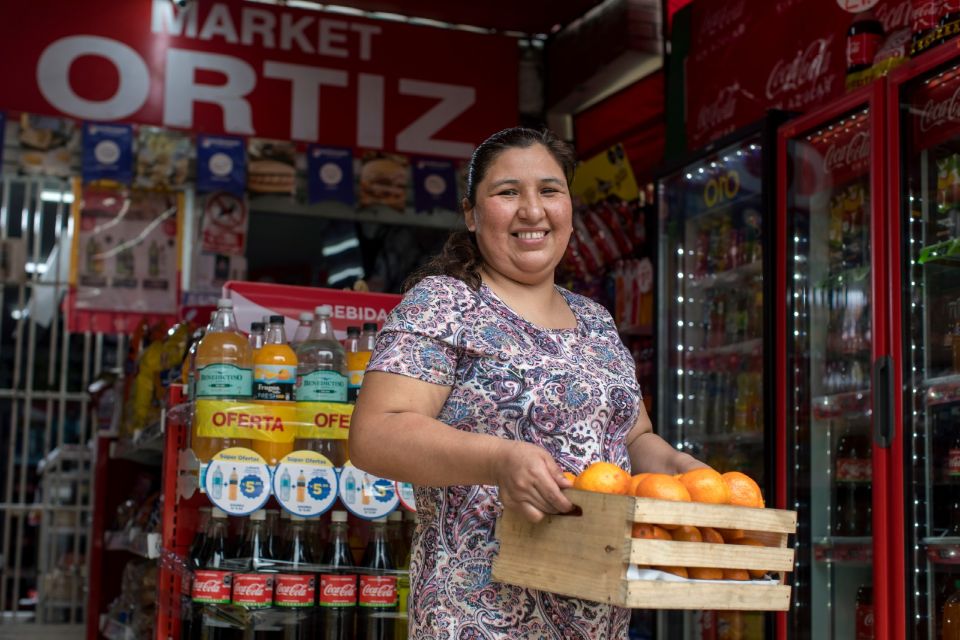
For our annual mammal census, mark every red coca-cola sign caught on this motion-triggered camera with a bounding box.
[837,457,873,482]
[359,575,397,606]
[275,574,315,607]
[319,574,357,606]
[191,570,232,604]
[232,573,274,608]
[910,65,960,152]
[855,603,875,639]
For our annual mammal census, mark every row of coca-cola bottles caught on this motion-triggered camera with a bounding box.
[185,508,405,639]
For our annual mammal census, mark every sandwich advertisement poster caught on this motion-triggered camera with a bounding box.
[307,145,354,206]
[197,135,247,195]
[358,152,409,212]
[247,139,296,195]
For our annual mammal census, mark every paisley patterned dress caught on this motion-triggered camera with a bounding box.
[367,275,641,639]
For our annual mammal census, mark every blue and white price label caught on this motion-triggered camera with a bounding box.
[205,447,271,516]
[396,481,416,512]
[272,450,339,518]
[339,461,399,520]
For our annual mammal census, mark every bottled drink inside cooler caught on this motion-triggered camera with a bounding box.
[784,105,875,640]
[898,55,960,639]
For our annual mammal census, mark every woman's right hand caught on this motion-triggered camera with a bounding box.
[490,440,574,523]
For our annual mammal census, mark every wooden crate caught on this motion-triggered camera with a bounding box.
[492,489,796,611]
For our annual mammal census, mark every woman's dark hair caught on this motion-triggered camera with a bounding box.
[402,127,576,292]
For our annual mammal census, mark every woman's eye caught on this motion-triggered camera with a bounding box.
[498,189,518,196]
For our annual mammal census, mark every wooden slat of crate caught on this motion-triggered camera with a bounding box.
[492,490,633,606]
[628,539,794,572]
[625,581,793,611]
[632,497,797,533]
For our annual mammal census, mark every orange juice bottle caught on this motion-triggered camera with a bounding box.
[252,315,297,464]
[193,298,252,462]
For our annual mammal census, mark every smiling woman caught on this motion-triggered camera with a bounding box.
[348,127,708,640]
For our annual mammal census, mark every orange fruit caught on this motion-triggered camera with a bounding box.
[657,566,688,579]
[574,462,631,495]
[670,525,702,543]
[718,528,746,543]
[688,567,724,580]
[723,568,751,581]
[679,468,731,504]
[700,527,725,544]
[733,538,769,578]
[722,471,765,508]
[635,474,692,502]
[628,473,651,496]
[632,523,671,540]
[561,471,576,484]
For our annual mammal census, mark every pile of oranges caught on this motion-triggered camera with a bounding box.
[568,462,768,581]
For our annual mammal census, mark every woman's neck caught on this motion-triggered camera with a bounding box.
[479,266,575,330]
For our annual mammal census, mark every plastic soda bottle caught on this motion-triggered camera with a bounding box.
[292,312,313,348]
[320,511,357,640]
[294,306,349,466]
[345,326,362,402]
[248,322,265,351]
[252,315,297,464]
[193,299,252,462]
[357,517,397,640]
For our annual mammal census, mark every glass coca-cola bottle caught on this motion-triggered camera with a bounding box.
[357,517,398,640]
[232,509,280,639]
[191,508,239,640]
[320,511,357,640]
[275,515,317,639]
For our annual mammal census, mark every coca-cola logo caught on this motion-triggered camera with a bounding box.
[700,0,746,37]
[919,85,960,133]
[876,0,912,31]
[235,582,267,596]
[360,583,396,598]
[824,131,870,173]
[912,0,939,29]
[697,84,739,133]
[276,583,311,597]
[194,579,225,594]
[322,583,356,597]
[765,37,834,100]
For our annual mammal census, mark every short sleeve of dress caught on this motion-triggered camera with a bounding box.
[366,276,466,387]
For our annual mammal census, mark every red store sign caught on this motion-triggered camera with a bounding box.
[0,0,518,159]
[686,0,913,148]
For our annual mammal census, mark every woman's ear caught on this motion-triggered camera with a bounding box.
[463,198,476,232]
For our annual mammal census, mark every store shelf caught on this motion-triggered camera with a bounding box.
[925,374,960,406]
[813,536,872,564]
[110,419,164,465]
[696,337,763,358]
[812,389,871,420]
[917,238,960,265]
[104,529,161,559]
[687,260,762,290]
[815,264,870,290]
[923,536,960,564]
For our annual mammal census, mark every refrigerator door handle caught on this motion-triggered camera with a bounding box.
[872,355,894,448]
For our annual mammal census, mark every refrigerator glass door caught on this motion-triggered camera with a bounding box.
[898,59,960,639]
[784,107,875,640]
[658,133,767,639]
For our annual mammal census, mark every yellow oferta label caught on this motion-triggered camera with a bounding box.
[195,400,299,443]
[296,401,353,440]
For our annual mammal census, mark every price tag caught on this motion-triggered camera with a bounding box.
[272,450,339,518]
[204,447,272,516]
[396,481,416,512]
[339,461,399,520]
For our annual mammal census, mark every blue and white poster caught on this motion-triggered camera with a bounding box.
[81,123,133,185]
[413,158,458,213]
[197,135,246,195]
[307,145,354,205]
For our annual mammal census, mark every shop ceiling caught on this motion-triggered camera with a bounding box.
[278,0,607,36]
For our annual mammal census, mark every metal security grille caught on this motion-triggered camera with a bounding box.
[0,176,122,636]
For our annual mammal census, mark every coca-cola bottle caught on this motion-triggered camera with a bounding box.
[232,509,280,638]
[357,517,398,640]
[274,515,317,639]
[191,507,239,639]
[320,511,357,640]
[834,425,872,536]
[855,583,874,639]
[846,10,883,76]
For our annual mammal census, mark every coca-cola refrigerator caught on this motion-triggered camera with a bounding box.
[776,82,892,640]
[656,113,788,640]
[887,42,960,640]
